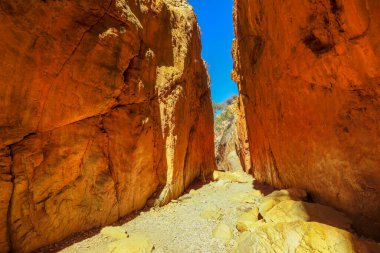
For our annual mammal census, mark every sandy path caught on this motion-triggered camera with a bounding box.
[59,174,255,253]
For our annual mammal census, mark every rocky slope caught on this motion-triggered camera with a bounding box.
[214,98,251,172]
[0,0,215,252]
[233,0,380,240]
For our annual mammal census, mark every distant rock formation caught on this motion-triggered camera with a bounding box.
[214,97,251,172]
[233,0,380,240]
[0,0,215,252]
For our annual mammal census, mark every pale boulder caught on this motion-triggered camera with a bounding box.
[258,190,303,215]
[101,227,128,240]
[236,208,260,232]
[213,223,233,242]
[108,234,153,253]
[263,200,352,230]
[234,222,378,253]
[201,205,223,220]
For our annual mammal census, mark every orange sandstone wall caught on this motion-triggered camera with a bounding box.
[0,0,215,252]
[233,0,380,239]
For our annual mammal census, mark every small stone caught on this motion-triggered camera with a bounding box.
[201,205,223,220]
[101,226,128,240]
[213,223,233,242]
[107,234,153,253]
[258,190,294,215]
[236,208,259,232]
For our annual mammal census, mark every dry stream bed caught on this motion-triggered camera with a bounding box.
[57,172,380,253]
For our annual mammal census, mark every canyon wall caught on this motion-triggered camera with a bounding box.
[233,0,380,239]
[0,0,215,252]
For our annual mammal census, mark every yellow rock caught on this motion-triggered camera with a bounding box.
[251,190,263,197]
[301,202,352,230]
[212,171,250,183]
[236,208,259,232]
[201,204,223,220]
[234,221,375,253]
[263,190,293,202]
[101,226,128,240]
[258,190,294,215]
[213,223,233,242]
[263,200,310,223]
[263,200,352,230]
[108,234,153,253]
[258,198,278,215]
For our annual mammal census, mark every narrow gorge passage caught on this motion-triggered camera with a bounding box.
[0,0,380,252]
[40,172,380,253]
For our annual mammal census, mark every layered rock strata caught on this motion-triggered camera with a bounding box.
[0,0,215,252]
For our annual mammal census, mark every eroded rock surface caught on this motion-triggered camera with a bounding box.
[235,189,380,253]
[214,99,251,172]
[233,0,380,239]
[0,0,215,252]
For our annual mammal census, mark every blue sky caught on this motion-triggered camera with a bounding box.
[189,0,238,103]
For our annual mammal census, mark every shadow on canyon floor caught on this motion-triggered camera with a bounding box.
[252,181,276,196]
[32,176,211,253]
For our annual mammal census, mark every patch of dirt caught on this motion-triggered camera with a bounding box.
[58,174,255,253]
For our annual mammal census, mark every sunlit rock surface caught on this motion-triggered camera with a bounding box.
[214,99,251,172]
[235,221,375,253]
[234,189,380,252]
[233,0,380,239]
[0,0,215,252]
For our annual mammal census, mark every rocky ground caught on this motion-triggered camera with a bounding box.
[52,171,380,253]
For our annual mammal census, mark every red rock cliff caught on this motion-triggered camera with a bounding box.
[233,0,380,239]
[0,0,215,252]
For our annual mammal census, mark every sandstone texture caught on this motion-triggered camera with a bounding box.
[234,190,380,253]
[214,99,251,172]
[235,222,375,253]
[233,0,380,239]
[0,0,215,252]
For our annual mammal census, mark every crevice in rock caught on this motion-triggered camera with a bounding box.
[111,96,158,110]
[2,131,37,149]
[302,31,335,55]
[6,145,14,253]
[55,0,114,77]
[349,18,371,41]
[268,143,282,185]
[329,0,342,14]
[99,117,120,218]
[37,0,114,132]
[182,123,196,192]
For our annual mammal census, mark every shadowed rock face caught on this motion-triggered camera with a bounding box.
[233,0,380,240]
[0,0,215,252]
